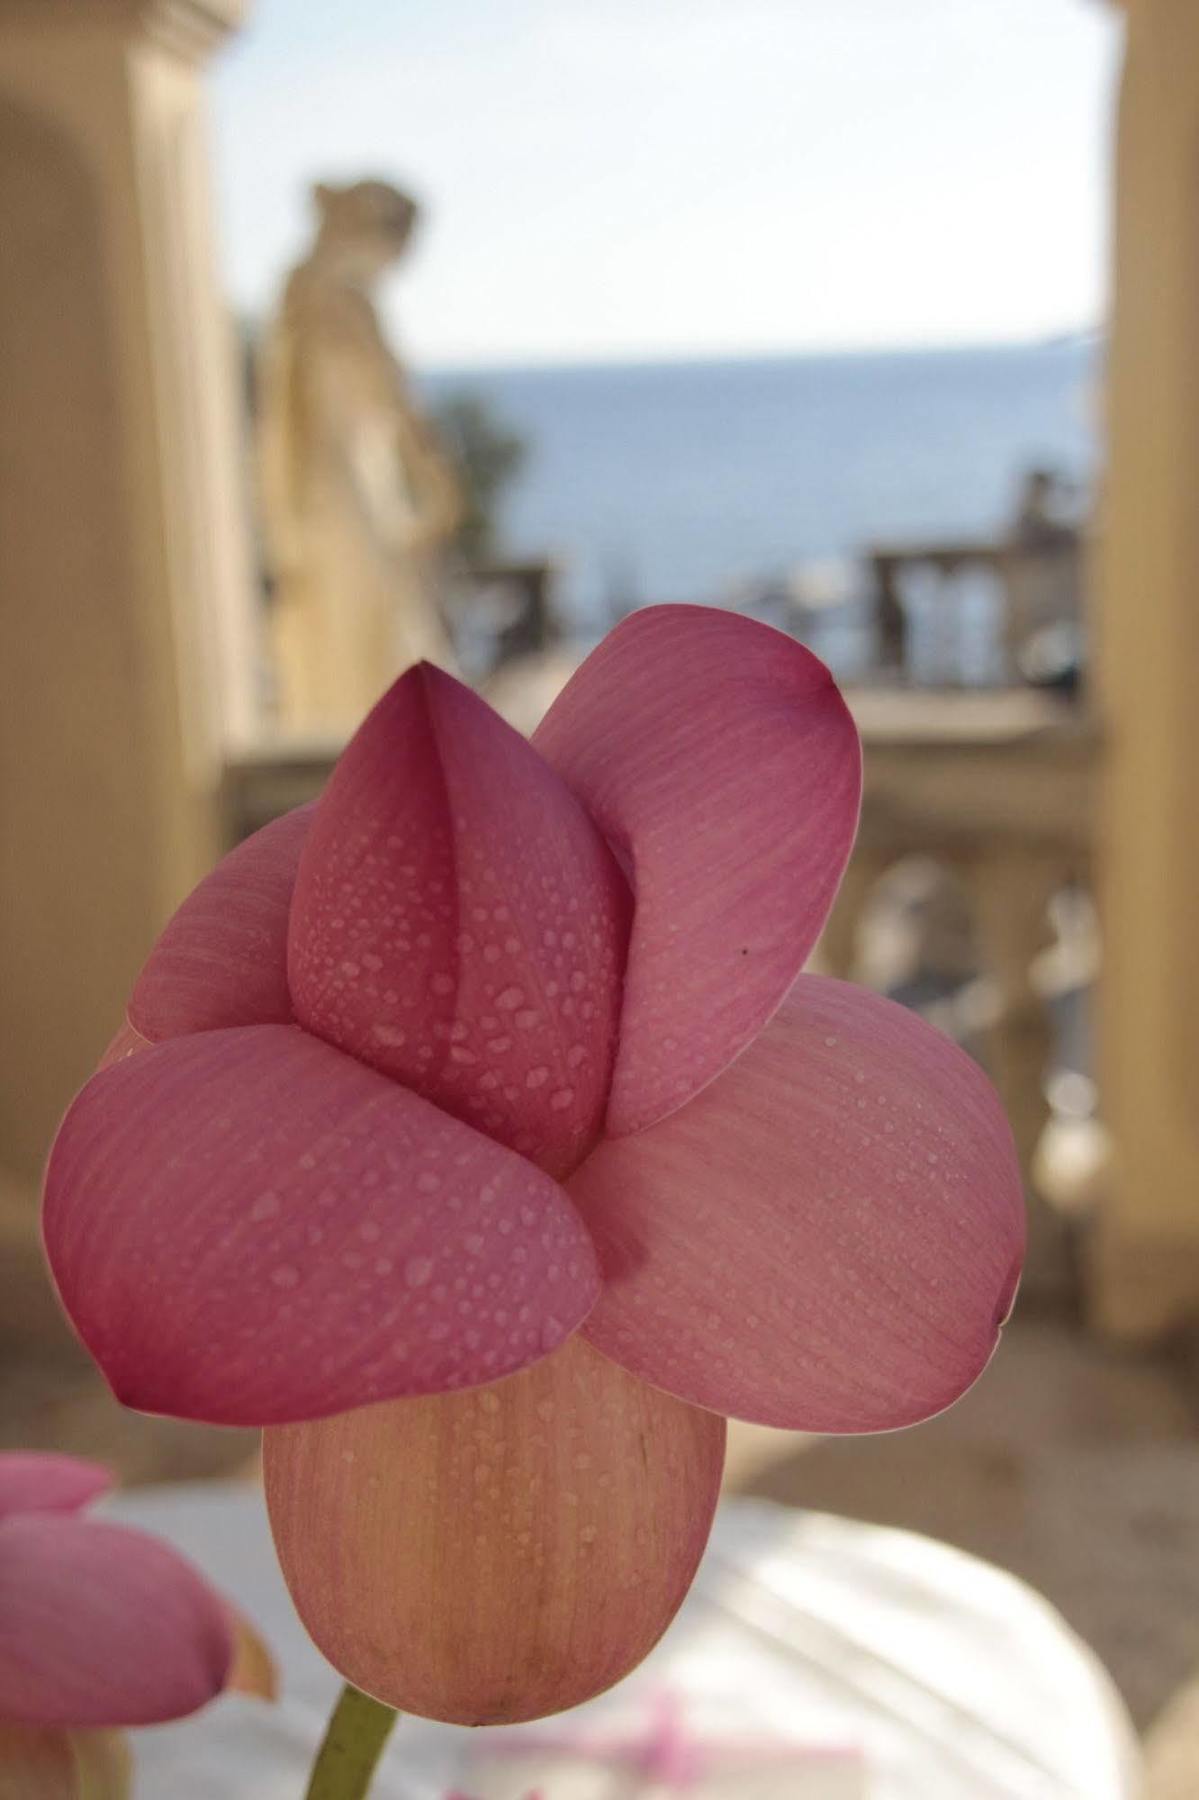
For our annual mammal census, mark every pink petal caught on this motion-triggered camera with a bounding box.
[0,1455,112,1524]
[0,1515,233,1727]
[128,805,314,1041]
[571,976,1025,1431]
[43,1025,599,1426]
[265,1336,725,1724]
[534,605,862,1136]
[288,665,630,1179]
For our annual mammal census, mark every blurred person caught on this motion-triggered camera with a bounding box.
[1011,465,1081,549]
[1005,465,1085,690]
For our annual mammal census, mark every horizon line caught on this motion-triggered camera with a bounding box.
[416,325,1103,380]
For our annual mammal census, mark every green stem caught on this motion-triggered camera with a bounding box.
[304,1684,399,1800]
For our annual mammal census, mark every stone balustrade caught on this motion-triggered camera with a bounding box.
[821,688,1098,1306]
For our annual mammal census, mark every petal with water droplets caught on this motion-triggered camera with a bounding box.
[0,1455,111,1524]
[0,1515,233,1727]
[129,805,314,1041]
[288,665,630,1178]
[572,977,1025,1431]
[534,605,861,1136]
[265,1335,724,1725]
[44,1025,599,1425]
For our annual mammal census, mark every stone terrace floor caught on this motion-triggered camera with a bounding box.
[724,1305,1199,1791]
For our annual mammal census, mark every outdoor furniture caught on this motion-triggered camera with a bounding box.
[868,537,1083,687]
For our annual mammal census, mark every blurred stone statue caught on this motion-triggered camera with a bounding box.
[257,179,462,732]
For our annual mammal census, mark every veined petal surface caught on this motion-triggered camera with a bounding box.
[572,977,1024,1431]
[265,1336,724,1725]
[534,605,862,1135]
[129,805,314,1041]
[288,666,630,1177]
[44,1026,599,1426]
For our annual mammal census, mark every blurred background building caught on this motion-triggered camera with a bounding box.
[2,0,1199,1789]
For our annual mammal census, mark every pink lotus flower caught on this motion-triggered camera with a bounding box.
[0,1452,272,1798]
[44,607,1023,1725]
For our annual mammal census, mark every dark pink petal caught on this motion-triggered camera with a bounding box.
[534,605,862,1136]
[0,1514,232,1727]
[128,805,314,1041]
[288,666,630,1179]
[571,976,1024,1431]
[0,1455,111,1524]
[43,1025,599,1426]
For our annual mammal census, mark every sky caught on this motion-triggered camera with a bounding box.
[210,0,1122,369]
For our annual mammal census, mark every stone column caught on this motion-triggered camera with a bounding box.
[966,847,1076,1307]
[0,0,257,1204]
[1092,0,1199,1334]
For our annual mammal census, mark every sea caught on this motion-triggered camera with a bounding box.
[423,338,1099,681]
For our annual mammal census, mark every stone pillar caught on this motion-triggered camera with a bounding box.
[966,848,1076,1308]
[1092,0,1199,1334]
[0,0,257,1200]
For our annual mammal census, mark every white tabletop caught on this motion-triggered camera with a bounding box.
[106,1484,1139,1800]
